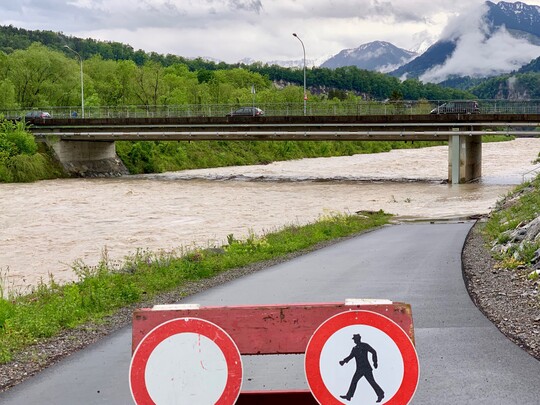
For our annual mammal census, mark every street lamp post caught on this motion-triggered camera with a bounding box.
[64,45,84,118]
[292,33,307,116]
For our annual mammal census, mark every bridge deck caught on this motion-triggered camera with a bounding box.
[28,114,540,142]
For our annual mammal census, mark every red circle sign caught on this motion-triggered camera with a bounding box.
[130,317,242,405]
[305,310,419,405]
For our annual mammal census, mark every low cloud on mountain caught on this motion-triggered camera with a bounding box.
[420,3,540,82]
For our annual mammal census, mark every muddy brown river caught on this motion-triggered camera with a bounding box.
[1,138,539,295]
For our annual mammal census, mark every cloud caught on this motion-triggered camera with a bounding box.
[438,2,490,41]
[368,0,427,23]
[228,0,263,13]
[2,0,540,64]
[420,3,540,82]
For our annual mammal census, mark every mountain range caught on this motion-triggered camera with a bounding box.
[316,1,540,83]
[320,41,417,73]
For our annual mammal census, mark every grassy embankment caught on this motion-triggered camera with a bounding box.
[114,136,511,174]
[483,172,540,272]
[0,119,64,182]
[0,211,391,364]
[115,139,446,174]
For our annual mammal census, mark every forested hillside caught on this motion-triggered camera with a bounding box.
[470,73,540,100]
[518,56,540,74]
[0,25,476,109]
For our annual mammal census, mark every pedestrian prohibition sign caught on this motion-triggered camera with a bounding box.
[305,310,419,405]
[129,317,243,405]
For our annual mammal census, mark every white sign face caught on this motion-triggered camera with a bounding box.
[130,317,243,405]
[145,332,228,404]
[305,310,419,405]
[319,325,404,403]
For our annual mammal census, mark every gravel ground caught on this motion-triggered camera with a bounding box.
[462,219,540,360]
[1,220,539,392]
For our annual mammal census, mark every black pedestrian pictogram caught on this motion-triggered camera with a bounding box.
[339,334,385,403]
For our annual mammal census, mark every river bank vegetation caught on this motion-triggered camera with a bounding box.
[0,117,63,182]
[0,211,391,364]
[116,139,445,174]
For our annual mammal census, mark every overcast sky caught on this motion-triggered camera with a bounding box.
[2,0,540,67]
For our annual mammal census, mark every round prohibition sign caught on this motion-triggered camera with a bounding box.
[130,317,243,405]
[305,310,419,405]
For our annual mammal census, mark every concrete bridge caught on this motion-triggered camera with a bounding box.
[28,114,540,183]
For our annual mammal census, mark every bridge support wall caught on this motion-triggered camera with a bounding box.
[47,140,129,177]
[448,134,482,184]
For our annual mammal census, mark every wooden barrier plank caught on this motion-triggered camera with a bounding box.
[132,301,414,354]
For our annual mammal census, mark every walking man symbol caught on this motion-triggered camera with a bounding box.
[339,334,385,403]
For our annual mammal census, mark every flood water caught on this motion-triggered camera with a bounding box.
[1,138,539,295]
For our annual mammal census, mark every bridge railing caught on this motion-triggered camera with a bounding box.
[2,100,540,119]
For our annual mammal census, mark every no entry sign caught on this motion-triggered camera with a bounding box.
[129,317,243,405]
[305,310,419,405]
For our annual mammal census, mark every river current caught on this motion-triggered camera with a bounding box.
[1,138,540,295]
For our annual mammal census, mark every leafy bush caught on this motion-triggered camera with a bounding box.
[0,117,65,183]
[0,299,15,330]
[0,119,37,155]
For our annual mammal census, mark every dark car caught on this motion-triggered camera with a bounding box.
[430,101,480,114]
[25,111,52,119]
[226,107,265,117]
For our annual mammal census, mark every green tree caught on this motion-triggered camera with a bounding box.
[163,64,200,105]
[116,60,138,105]
[9,43,72,107]
[0,80,16,109]
[132,61,165,107]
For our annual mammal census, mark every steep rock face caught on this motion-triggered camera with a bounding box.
[321,41,416,72]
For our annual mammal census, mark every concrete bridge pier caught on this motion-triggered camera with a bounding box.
[46,140,129,177]
[448,134,482,184]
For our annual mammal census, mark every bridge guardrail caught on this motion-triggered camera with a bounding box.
[3,100,540,120]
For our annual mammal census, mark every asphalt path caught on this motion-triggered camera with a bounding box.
[2,222,540,404]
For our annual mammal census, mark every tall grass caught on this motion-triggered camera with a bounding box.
[116,140,445,174]
[484,176,540,239]
[116,136,514,175]
[0,211,391,363]
[0,151,65,183]
[0,117,65,183]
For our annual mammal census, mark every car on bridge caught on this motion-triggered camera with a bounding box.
[430,101,480,114]
[25,111,52,120]
[226,107,265,117]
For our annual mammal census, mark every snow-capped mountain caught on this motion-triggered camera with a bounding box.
[320,41,417,72]
[493,1,540,36]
